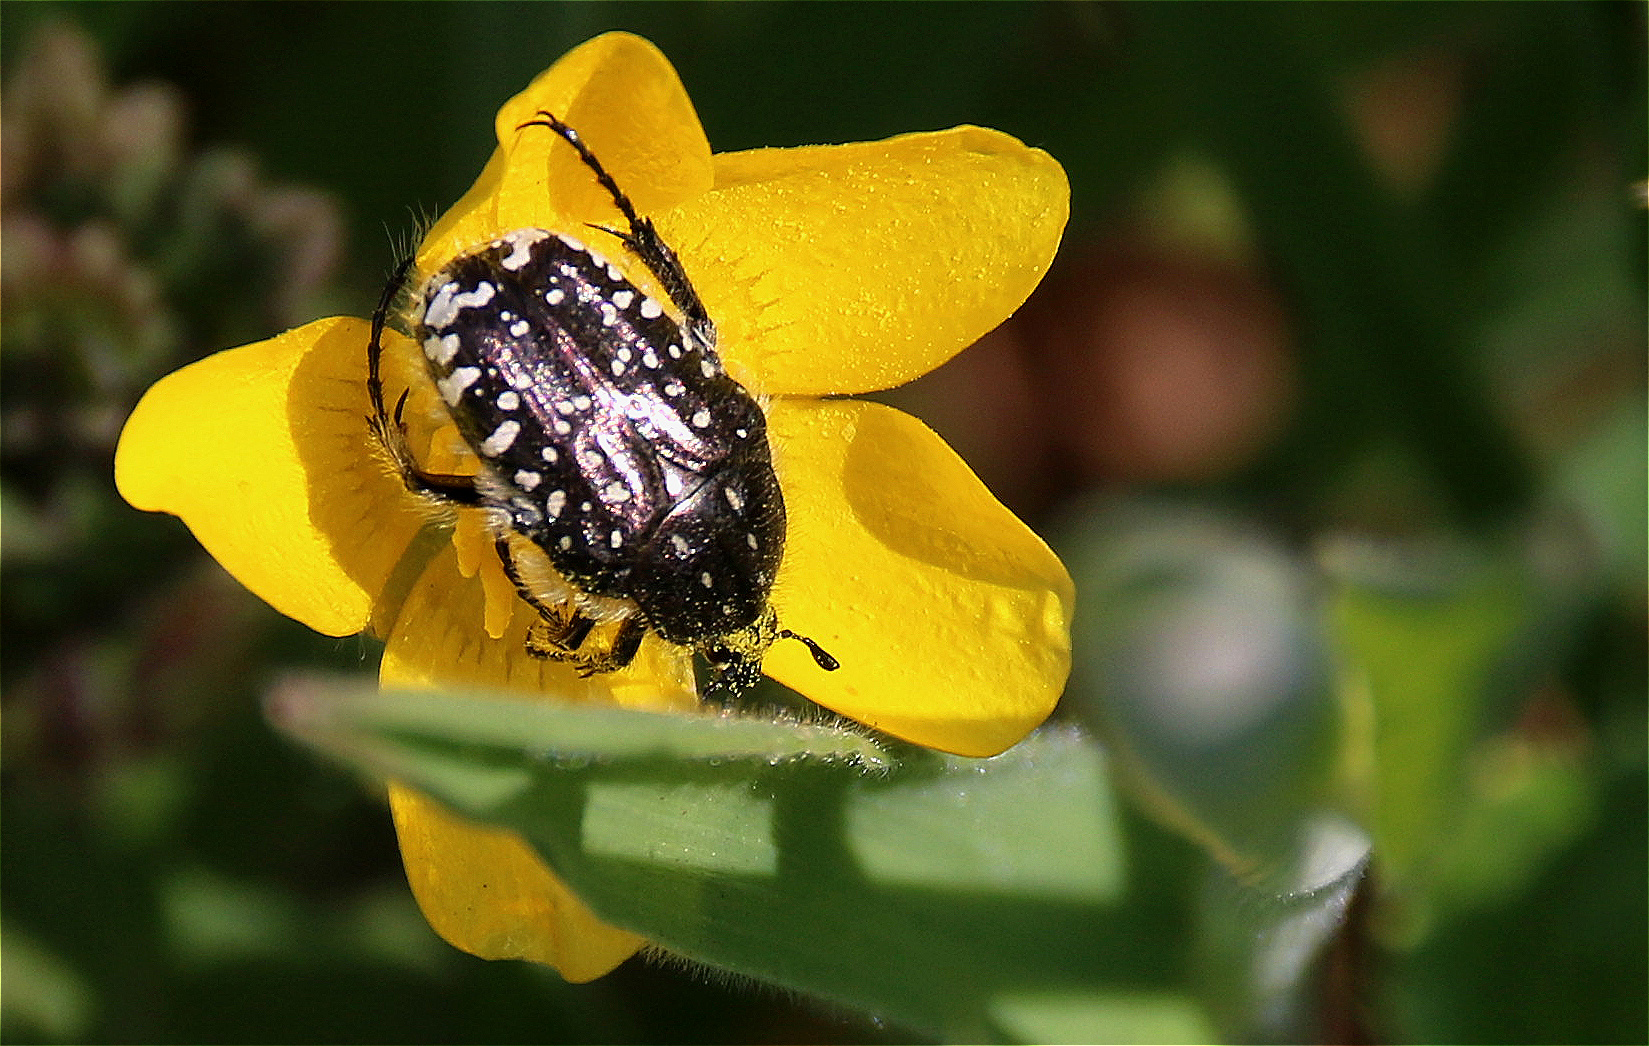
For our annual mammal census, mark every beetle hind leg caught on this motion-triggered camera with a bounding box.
[565,616,646,677]
[524,607,646,677]
[494,536,648,676]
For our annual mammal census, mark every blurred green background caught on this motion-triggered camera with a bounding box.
[2,2,1643,1043]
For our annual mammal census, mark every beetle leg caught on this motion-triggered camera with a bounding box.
[515,110,714,347]
[569,616,646,676]
[525,608,646,676]
[366,257,483,505]
[525,605,597,659]
[494,536,572,620]
[496,536,646,675]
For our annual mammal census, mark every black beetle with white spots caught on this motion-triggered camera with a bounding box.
[366,110,837,695]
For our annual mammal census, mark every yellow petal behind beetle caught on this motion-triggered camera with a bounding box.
[114,317,427,637]
[418,32,714,283]
[676,127,1069,398]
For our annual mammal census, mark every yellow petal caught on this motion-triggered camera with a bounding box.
[662,126,1068,395]
[418,31,713,276]
[114,318,430,636]
[388,782,642,982]
[762,399,1073,757]
[379,542,698,977]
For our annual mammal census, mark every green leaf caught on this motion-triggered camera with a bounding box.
[1193,814,1371,1040]
[269,680,1176,1042]
[988,988,1216,1045]
[1327,546,1530,901]
[0,929,94,1043]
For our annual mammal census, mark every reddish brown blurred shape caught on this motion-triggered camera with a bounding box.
[1019,243,1294,487]
[893,237,1295,521]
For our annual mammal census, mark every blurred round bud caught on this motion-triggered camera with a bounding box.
[1059,498,1341,868]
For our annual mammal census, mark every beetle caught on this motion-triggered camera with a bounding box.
[366,110,836,695]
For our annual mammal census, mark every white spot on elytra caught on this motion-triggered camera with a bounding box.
[691,409,711,428]
[604,481,630,503]
[616,347,632,363]
[746,533,759,549]
[699,572,714,588]
[734,427,748,439]
[424,280,496,329]
[546,490,566,518]
[599,303,618,327]
[553,418,571,435]
[610,530,623,549]
[540,446,559,464]
[514,469,541,490]
[423,333,460,365]
[668,343,683,359]
[510,371,533,390]
[437,366,481,406]
[607,263,623,282]
[497,229,548,271]
[480,420,520,456]
[573,395,592,411]
[664,471,684,497]
[497,390,520,411]
[640,297,662,320]
[725,487,744,512]
[610,358,626,377]
[544,287,565,306]
[669,534,690,555]
[558,535,572,550]
[641,349,659,368]
[663,381,684,397]
[509,319,530,338]
[611,289,634,310]
[700,360,716,378]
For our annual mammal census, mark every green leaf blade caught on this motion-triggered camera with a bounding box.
[270,682,1157,1040]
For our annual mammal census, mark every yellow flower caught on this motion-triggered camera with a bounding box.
[115,32,1072,980]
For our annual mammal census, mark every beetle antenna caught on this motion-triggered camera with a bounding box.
[515,109,714,348]
[779,629,840,672]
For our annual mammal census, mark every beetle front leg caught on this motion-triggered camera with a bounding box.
[524,603,597,660]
